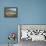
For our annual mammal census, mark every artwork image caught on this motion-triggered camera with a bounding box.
[4,7,18,17]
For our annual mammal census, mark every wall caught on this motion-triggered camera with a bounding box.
[0,0,46,44]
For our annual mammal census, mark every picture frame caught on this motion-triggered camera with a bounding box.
[4,7,18,17]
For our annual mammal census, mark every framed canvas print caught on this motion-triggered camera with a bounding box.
[4,7,18,17]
